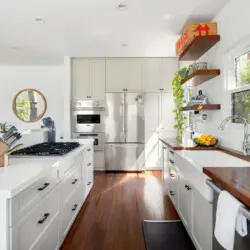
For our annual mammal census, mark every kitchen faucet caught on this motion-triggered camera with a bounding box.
[218,115,250,156]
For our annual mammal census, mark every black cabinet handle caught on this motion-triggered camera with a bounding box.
[87,163,91,166]
[87,182,92,186]
[170,173,175,178]
[38,213,50,224]
[38,183,50,191]
[169,150,174,155]
[169,160,174,164]
[72,204,78,212]
[170,191,175,196]
[87,148,91,152]
[72,179,78,185]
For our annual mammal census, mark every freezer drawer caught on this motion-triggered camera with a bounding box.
[105,143,145,171]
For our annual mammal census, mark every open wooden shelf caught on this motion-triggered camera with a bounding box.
[178,35,220,61]
[181,69,220,86]
[182,104,221,111]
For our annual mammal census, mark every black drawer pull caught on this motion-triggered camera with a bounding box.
[72,179,78,185]
[87,163,91,166]
[38,183,50,191]
[87,182,92,186]
[72,204,78,211]
[169,150,174,155]
[169,191,175,196]
[185,185,192,191]
[170,174,175,178]
[87,149,91,152]
[38,213,50,224]
[169,160,174,164]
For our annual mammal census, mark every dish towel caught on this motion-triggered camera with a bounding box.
[215,190,248,250]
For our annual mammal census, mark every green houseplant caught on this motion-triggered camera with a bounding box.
[172,68,188,142]
[0,122,9,134]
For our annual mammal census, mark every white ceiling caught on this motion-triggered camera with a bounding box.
[0,0,229,65]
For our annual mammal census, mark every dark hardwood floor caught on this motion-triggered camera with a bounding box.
[61,171,179,250]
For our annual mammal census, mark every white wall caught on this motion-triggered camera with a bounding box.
[192,0,250,151]
[0,65,64,141]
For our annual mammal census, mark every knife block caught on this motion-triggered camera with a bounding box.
[0,140,9,167]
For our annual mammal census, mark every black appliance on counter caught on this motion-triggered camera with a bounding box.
[10,142,80,156]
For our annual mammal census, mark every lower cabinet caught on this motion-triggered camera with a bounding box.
[59,186,82,244]
[178,174,192,229]
[10,187,59,250]
[168,165,213,250]
[192,188,213,250]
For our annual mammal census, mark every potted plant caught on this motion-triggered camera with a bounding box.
[172,68,188,143]
[0,122,10,134]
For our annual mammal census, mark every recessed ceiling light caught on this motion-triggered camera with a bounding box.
[116,3,127,10]
[163,14,175,21]
[121,43,128,48]
[34,18,45,23]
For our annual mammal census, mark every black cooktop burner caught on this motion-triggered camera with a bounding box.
[10,142,80,156]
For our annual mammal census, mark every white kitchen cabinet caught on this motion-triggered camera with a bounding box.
[178,173,192,229]
[192,189,213,250]
[72,58,106,100]
[90,59,106,99]
[143,59,163,93]
[161,57,178,93]
[72,59,90,99]
[106,58,143,93]
[143,58,178,93]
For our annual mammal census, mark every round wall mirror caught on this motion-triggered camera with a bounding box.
[13,89,47,123]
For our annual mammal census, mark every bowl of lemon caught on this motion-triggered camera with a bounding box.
[194,134,218,147]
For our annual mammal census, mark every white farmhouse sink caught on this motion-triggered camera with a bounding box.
[175,150,250,202]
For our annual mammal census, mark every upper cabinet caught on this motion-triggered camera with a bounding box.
[72,58,106,100]
[143,58,178,93]
[106,59,143,93]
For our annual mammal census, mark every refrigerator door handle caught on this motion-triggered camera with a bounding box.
[120,93,126,142]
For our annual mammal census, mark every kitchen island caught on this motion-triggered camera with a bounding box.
[0,140,94,250]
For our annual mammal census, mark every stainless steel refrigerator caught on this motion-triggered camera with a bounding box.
[105,93,145,171]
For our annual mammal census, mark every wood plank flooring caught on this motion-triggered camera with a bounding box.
[61,171,179,250]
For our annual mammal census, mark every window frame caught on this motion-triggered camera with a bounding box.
[227,45,250,124]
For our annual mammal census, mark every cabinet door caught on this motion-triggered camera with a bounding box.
[159,93,175,133]
[192,188,213,250]
[143,59,162,93]
[106,59,124,92]
[178,173,192,229]
[90,59,106,99]
[161,58,178,93]
[123,59,143,92]
[72,59,91,99]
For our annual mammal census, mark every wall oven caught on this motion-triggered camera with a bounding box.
[72,100,105,133]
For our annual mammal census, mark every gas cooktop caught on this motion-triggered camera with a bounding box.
[10,142,80,156]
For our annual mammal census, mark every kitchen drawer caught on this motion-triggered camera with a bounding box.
[59,187,82,244]
[59,164,82,206]
[32,215,59,250]
[9,168,59,227]
[10,187,59,250]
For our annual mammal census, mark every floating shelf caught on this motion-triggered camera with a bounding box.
[181,69,220,86]
[178,35,220,61]
[182,104,221,111]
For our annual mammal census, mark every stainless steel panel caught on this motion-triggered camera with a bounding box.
[125,93,145,143]
[105,143,145,171]
[105,93,125,143]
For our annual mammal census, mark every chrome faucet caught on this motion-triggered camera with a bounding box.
[218,115,250,156]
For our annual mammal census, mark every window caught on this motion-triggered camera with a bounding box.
[232,89,250,124]
[235,51,250,87]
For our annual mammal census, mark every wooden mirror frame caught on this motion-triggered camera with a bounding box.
[12,88,47,123]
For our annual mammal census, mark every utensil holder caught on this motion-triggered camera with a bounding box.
[0,140,9,167]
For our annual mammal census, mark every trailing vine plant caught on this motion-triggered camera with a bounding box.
[172,69,187,143]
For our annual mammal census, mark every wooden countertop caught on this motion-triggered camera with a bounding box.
[161,137,250,206]
[204,167,250,207]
